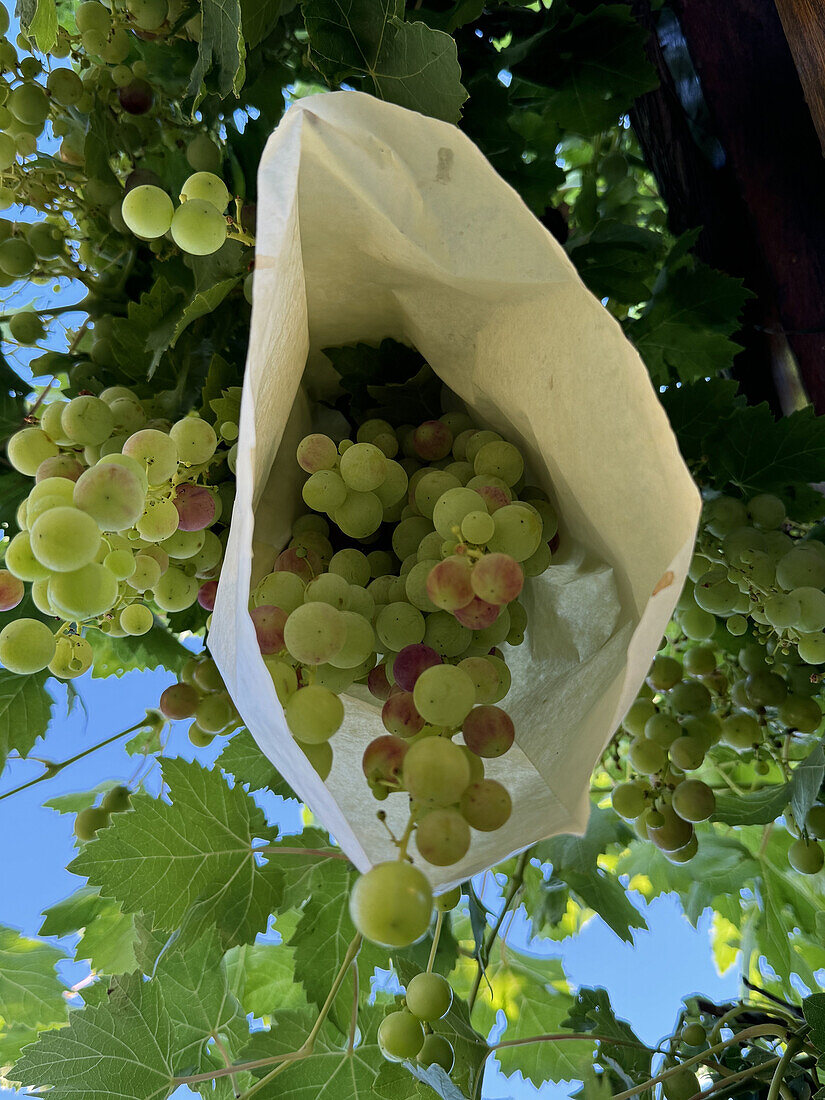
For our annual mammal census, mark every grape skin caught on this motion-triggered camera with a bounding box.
[402,737,471,806]
[415,808,471,866]
[406,972,452,1021]
[349,862,432,947]
[378,1010,425,1061]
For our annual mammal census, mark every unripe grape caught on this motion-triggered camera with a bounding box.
[74,806,110,841]
[611,780,649,820]
[285,684,344,743]
[788,837,824,874]
[628,737,665,775]
[171,198,227,256]
[662,1069,700,1100]
[805,804,825,839]
[160,681,199,720]
[777,694,822,732]
[413,420,452,461]
[671,780,715,822]
[180,171,230,211]
[188,723,214,748]
[378,1010,425,1062]
[622,698,657,737]
[349,862,432,947]
[460,779,511,831]
[301,739,333,780]
[669,679,712,716]
[382,691,425,738]
[362,734,408,791]
[402,737,471,807]
[127,0,169,30]
[644,712,681,747]
[462,705,514,758]
[195,692,236,734]
[418,1034,454,1072]
[415,808,471,866]
[0,618,56,674]
[435,886,461,912]
[122,185,174,239]
[187,133,221,172]
[48,635,93,679]
[648,804,693,853]
[193,658,226,693]
[101,785,131,813]
[681,1022,705,1047]
[668,736,705,772]
[406,972,452,1021]
[744,670,787,707]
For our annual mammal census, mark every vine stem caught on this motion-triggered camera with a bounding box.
[255,846,350,860]
[765,1036,804,1100]
[212,1032,241,1100]
[468,849,530,1014]
[491,1033,652,1053]
[607,1024,788,1100]
[688,1056,782,1100]
[427,911,444,974]
[0,717,154,803]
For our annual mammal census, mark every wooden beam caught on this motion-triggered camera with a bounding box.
[773,0,825,155]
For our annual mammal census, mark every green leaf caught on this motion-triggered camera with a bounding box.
[659,378,744,468]
[77,902,139,976]
[534,805,646,942]
[217,728,297,799]
[88,624,190,678]
[626,237,752,385]
[69,759,283,948]
[40,886,103,937]
[789,742,825,830]
[43,783,118,816]
[22,0,57,51]
[200,353,239,421]
[566,219,666,304]
[712,783,790,826]
[240,0,283,48]
[12,931,246,1099]
[0,927,67,1030]
[561,987,651,1081]
[166,278,242,355]
[189,0,246,101]
[803,992,825,1052]
[224,910,309,1016]
[0,669,53,775]
[302,0,467,123]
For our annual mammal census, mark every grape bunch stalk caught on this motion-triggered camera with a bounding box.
[0,386,234,679]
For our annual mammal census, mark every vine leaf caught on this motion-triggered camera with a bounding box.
[69,759,283,949]
[0,669,53,775]
[224,910,309,1016]
[88,624,190,678]
[803,991,825,1052]
[712,783,791,826]
[217,728,297,799]
[302,0,467,123]
[0,926,67,1030]
[40,885,139,976]
[561,987,651,1082]
[189,0,246,101]
[788,742,825,829]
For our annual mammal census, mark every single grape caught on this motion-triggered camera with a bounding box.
[435,886,461,912]
[50,562,119,620]
[777,694,822,732]
[189,723,215,748]
[376,602,426,651]
[473,440,523,486]
[123,428,179,484]
[126,554,162,592]
[454,596,502,630]
[74,806,110,842]
[30,506,101,572]
[101,785,132,814]
[250,605,288,654]
[296,433,338,473]
[153,568,199,612]
[122,185,174,239]
[416,807,471,866]
[382,691,425,738]
[679,604,716,641]
[120,604,154,636]
[648,804,693,853]
[611,780,649,820]
[413,664,476,727]
[413,420,452,461]
[682,647,716,678]
[392,644,442,692]
[0,569,24,611]
[349,862,432,947]
[721,711,761,750]
[402,737,471,806]
[173,484,216,531]
[644,713,681,748]
[7,427,58,476]
[36,454,84,483]
[170,417,218,465]
[378,1010,425,1062]
[339,442,387,492]
[788,837,824,874]
[195,692,236,734]
[628,737,666,775]
[777,547,825,590]
[334,490,383,538]
[487,504,542,561]
[197,580,218,610]
[301,739,333,780]
[118,78,154,115]
[622,699,657,736]
[805,804,825,839]
[798,632,825,665]
[426,556,474,611]
[460,779,512,831]
[0,239,35,278]
[193,658,226,694]
[406,972,453,1021]
[744,670,787,707]
[462,705,514,758]
[362,734,408,793]
[669,679,712,716]
[470,552,524,604]
[187,133,221,172]
[671,779,715,822]
[284,602,346,664]
[48,635,94,679]
[418,1034,454,1072]
[285,685,344,743]
[368,663,393,701]
[160,681,200,720]
[180,171,229,211]
[668,735,705,772]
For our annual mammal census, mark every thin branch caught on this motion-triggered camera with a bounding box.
[766,1036,804,1100]
[212,1032,241,1100]
[468,849,530,1014]
[491,1032,651,1053]
[427,911,444,974]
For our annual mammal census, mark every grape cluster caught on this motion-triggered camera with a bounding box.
[121,171,233,257]
[610,639,824,872]
[682,492,825,663]
[73,782,132,841]
[0,387,232,678]
[159,653,240,748]
[378,968,456,1070]
[248,411,557,875]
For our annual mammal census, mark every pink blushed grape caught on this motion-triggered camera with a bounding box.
[296,433,338,473]
[198,580,218,610]
[462,704,515,757]
[382,691,425,738]
[393,643,442,691]
[0,569,24,611]
[454,596,501,630]
[413,420,452,461]
[362,734,408,793]
[273,546,321,582]
[250,605,288,654]
[368,663,392,701]
[426,557,474,611]
[471,552,524,604]
[36,454,84,482]
[174,483,216,531]
[159,681,200,720]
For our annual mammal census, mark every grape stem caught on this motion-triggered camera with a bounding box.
[0,716,155,803]
[427,911,444,973]
[765,1036,804,1100]
[255,845,350,861]
[211,1031,241,1100]
[468,849,530,1014]
[607,1024,790,1100]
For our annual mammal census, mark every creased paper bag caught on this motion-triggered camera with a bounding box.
[209,90,702,889]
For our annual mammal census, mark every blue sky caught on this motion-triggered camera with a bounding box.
[0,664,741,1099]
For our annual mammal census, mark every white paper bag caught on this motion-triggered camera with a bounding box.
[209,90,701,888]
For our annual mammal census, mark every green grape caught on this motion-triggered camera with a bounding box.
[747,493,785,529]
[263,657,298,705]
[301,739,333,779]
[74,806,110,842]
[668,735,705,771]
[776,547,825,590]
[46,67,83,107]
[805,804,825,839]
[49,635,94,679]
[671,779,715,822]
[376,602,426,650]
[373,459,408,508]
[195,692,236,733]
[188,724,214,748]
[473,440,523,487]
[120,603,153,635]
[27,222,63,260]
[418,1034,454,1072]
[415,471,463,519]
[128,0,169,30]
[790,586,825,632]
[611,780,649,820]
[763,592,802,630]
[333,491,383,538]
[296,434,338,472]
[8,83,48,127]
[153,567,198,612]
[422,610,470,657]
[121,185,174,239]
[302,469,347,512]
[74,463,146,532]
[7,427,58,476]
[135,500,177,543]
[0,618,56,674]
[435,886,461,912]
[30,506,101,572]
[682,647,716,677]
[628,737,665,775]
[49,563,118,620]
[161,528,206,560]
[720,711,761,750]
[193,658,226,694]
[744,670,787,707]
[486,503,542,561]
[680,1022,706,1047]
[787,837,824,874]
[459,778,512,831]
[5,532,49,582]
[622,699,657,737]
[349,861,432,947]
[123,429,179,484]
[10,311,45,344]
[432,486,486,539]
[669,679,712,716]
[416,807,471,865]
[406,972,453,1021]
[458,655,501,704]
[187,133,221,172]
[648,804,693,853]
[328,611,375,668]
[393,517,434,561]
[405,559,439,612]
[466,430,502,463]
[413,664,475,727]
[284,602,346,664]
[180,171,229,211]
[101,785,131,813]
[0,131,14,170]
[61,396,113,447]
[326,548,371,588]
[105,549,136,581]
[644,713,680,748]
[402,737,471,805]
[679,604,716,641]
[170,417,217,465]
[703,495,747,537]
[378,1010,425,1062]
[171,199,227,256]
[255,571,305,613]
[304,572,350,609]
[798,632,825,665]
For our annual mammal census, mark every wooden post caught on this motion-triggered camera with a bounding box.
[773,0,825,155]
